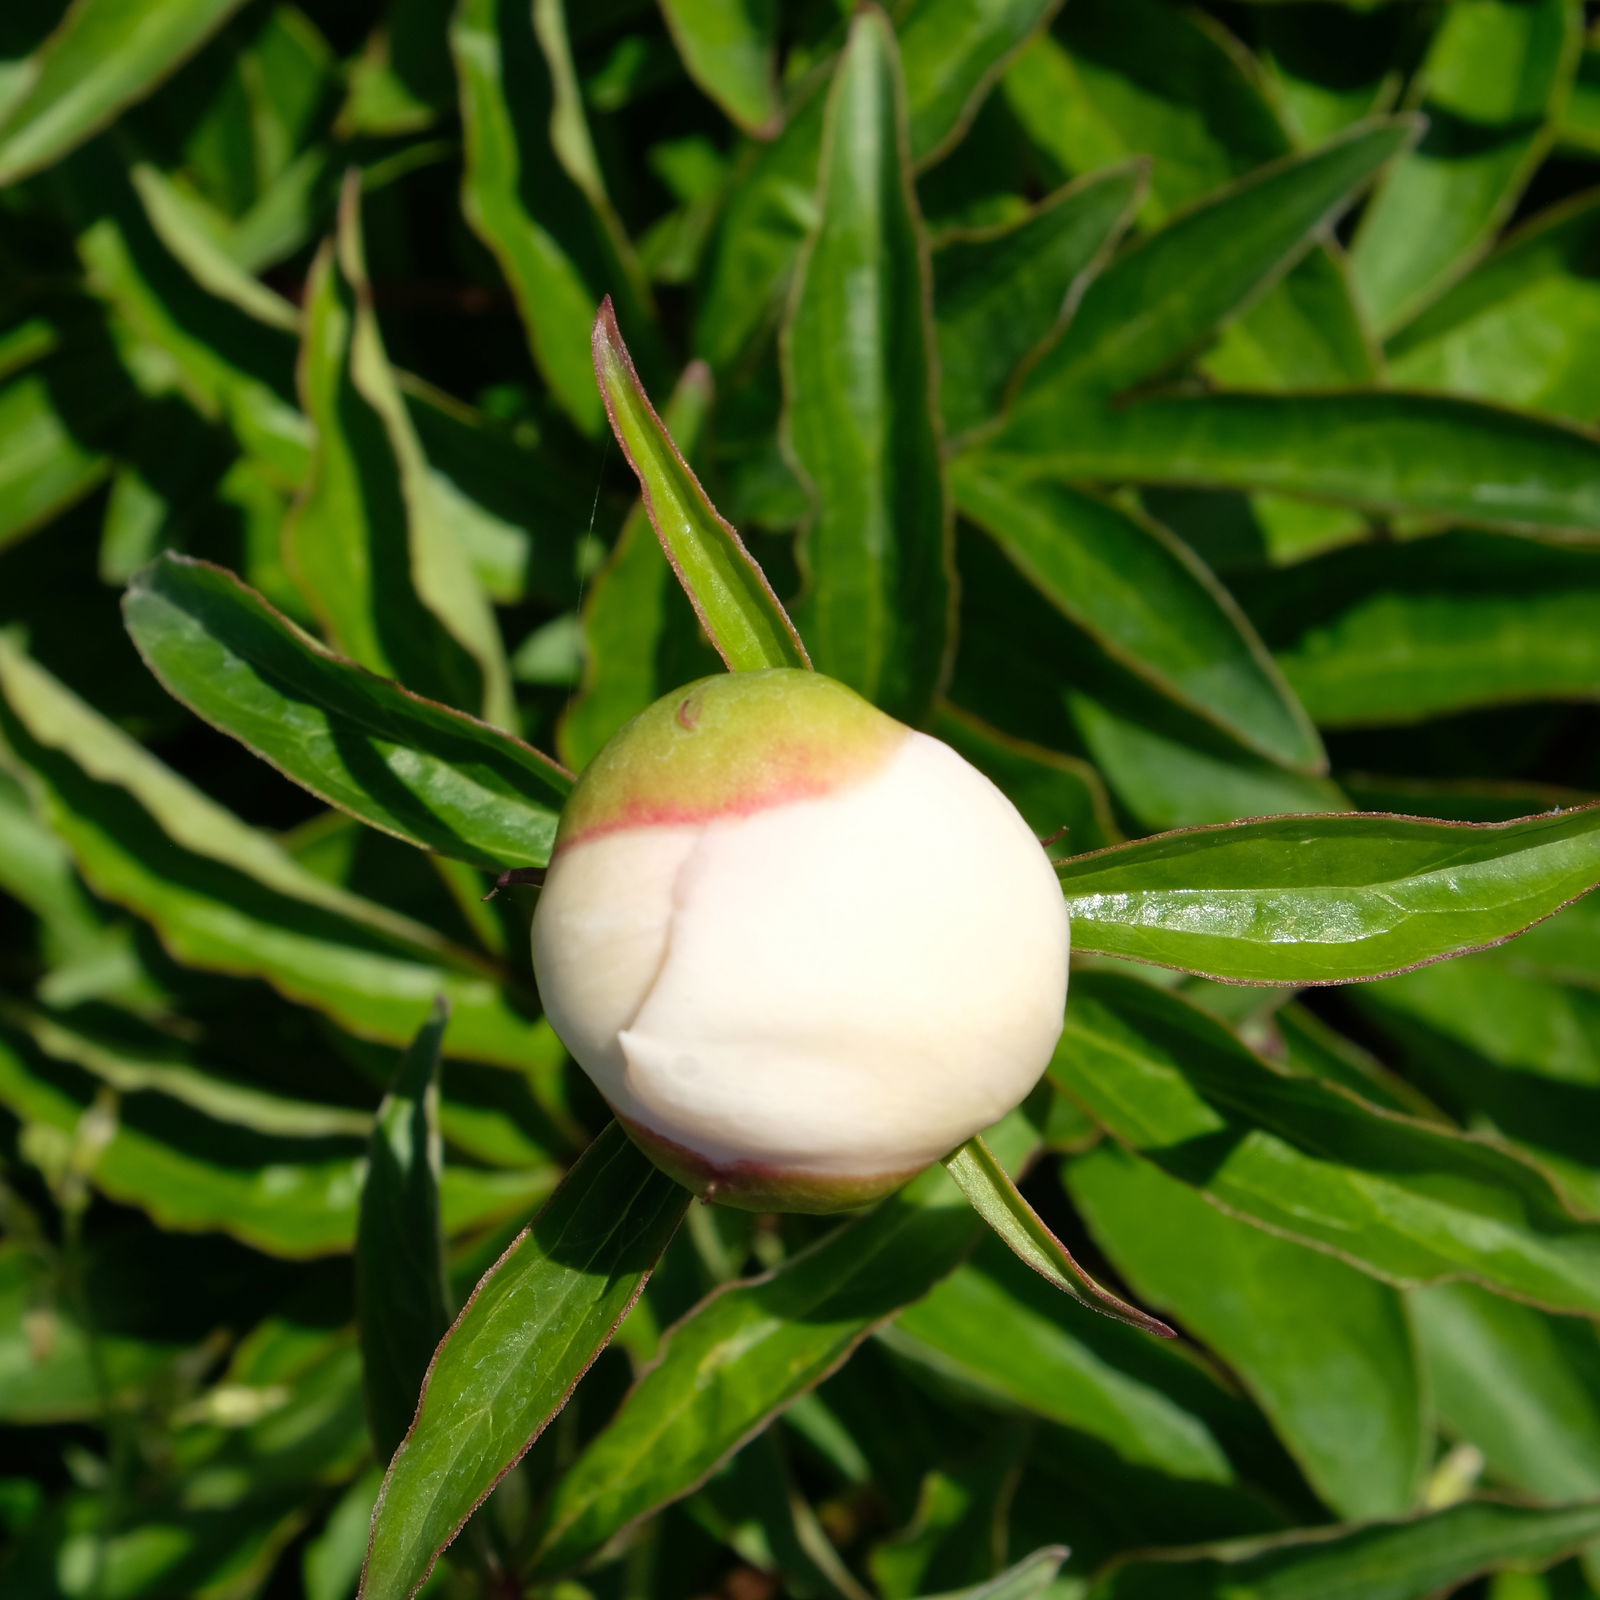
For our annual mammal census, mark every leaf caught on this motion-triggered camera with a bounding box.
[1255,7,1403,149]
[560,362,722,770]
[359,1123,688,1600]
[283,175,512,727]
[1067,1143,1428,1521]
[1067,686,1346,832]
[0,0,248,184]
[357,1000,451,1463]
[453,0,652,435]
[989,388,1600,541]
[1257,533,1600,728]
[940,1135,1173,1338]
[0,355,123,549]
[1351,0,1581,336]
[659,0,780,137]
[887,1249,1239,1486]
[0,637,552,1069]
[527,1114,1038,1576]
[933,166,1144,443]
[1056,801,1600,984]
[1002,5,1375,392]
[783,7,950,723]
[1387,190,1600,421]
[123,554,569,871]
[919,1548,1068,1600]
[594,299,809,673]
[952,463,1323,773]
[997,117,1413,413]
[897,0,1061,168]
[1053,971,1600,1317]
[1087,1499,1600,1600]
[1413,1281,1600,1506]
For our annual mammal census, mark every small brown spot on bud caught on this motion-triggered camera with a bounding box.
[677,695,701,731]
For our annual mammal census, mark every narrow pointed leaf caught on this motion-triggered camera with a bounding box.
[1055,972,1600,1317]
[920,1547,1068,1600]
[529,1116,1037,1575]
[561,363,721,769]
[941,1135,1173,1338]
[0,638,550,1068]
[989,389,1600,541]
[897,0,1061,168]
[124,554,568,871]
[360,1122,687,1600]
[934,166,1145,443]
[594,299,809,672]
[1088,1499,1600,1600]
[784,7,950,723]
[357,1000,451,1463]
[659,0,780,137]
[1352,0,1580,336]
[284,177,513,727]
[454,0,652,435]
[0,0,248,185]
[999,118,1414,415]
[1056,804,1600,984]
[952,462,1323,773]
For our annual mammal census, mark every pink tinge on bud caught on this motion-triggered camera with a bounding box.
[532,671,1070,1212]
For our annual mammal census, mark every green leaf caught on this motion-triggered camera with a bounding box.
[784,7,950,723]
[897,0,1060,168]
[528,1115,1037,1576]
[1413,1281,1600,1504]
[1057,803,1600,984]
[1054,971,1600,1316]
[1002,4,1375,393]
[1068,686,1346,832]
[933,166,1144,443]
[0,355,123,549]
[941,1135,1173,1338]
[660,0,780,137]
[594,299,809,673]
[1067,1143,1427,1521]
[283,176,512,727]
[561,362,722,769]
[123,554,568,871]
[990,388,1600,541]
[360,1123,688,1600]
[1258,533,1600,728]
[1387,191,1600,421]
[1351,0,1581,336]
[357,1000,451,1463]
[0,0,248,185]
[953,464,1322,773]
[1088,1499,1600,1600]
[1255,7,1403,149]
[0,637,552,1069]
[453,0,652,435]
[996,117,1413,412]
[918,1548,1068,1600]
[887,1249,1239,1486]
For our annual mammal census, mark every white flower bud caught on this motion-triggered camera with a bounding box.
[532,670,1070,1211]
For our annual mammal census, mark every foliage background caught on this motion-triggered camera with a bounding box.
[6,0,1600,1596]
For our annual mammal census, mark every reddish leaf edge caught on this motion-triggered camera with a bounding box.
[358,1124,689,1600]
[591,297,813,673]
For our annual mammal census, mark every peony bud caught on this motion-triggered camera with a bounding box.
[531,670,1070,1212]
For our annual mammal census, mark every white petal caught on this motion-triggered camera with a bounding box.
[614,732,1069,1176]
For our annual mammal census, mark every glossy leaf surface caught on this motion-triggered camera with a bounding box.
[361,1124,688,1600]
[124,554,568,871]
